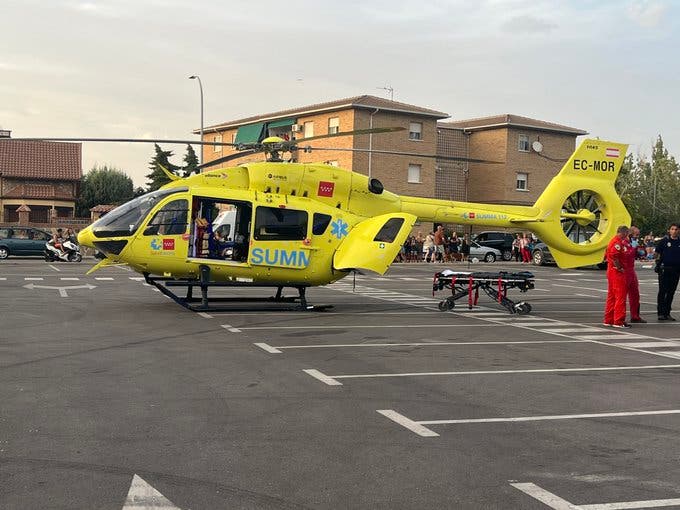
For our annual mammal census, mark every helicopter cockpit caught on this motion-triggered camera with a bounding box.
[91,187,189,238]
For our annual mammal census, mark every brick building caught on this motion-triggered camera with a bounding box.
[198,95,449,198]
[438,115,587,205]
[0,133,82,224]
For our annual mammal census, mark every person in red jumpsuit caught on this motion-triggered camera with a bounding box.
[625,226,646,323]
[603,225,632,328]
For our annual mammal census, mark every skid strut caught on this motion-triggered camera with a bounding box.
[144,266,332,312]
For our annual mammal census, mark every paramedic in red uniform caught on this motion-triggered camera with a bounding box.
[625,226,646,323]
[603,226,632,328]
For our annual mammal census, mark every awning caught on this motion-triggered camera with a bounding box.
[234,122,265,144]
[267,118,295,129]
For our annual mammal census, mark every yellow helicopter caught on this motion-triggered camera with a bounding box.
[6,132,630,310]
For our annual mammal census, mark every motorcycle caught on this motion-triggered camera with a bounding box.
[45,239,83,262]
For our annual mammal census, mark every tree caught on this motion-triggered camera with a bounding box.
[616,136,680,235]
[182,144,199,176]
[145,144,181,191]
[77,165,134,216]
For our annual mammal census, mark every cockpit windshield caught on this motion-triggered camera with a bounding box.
[91,187,188,238]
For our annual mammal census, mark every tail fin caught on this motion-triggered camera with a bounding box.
[528,139,630,268]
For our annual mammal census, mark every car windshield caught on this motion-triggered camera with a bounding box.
[91,187,188,238]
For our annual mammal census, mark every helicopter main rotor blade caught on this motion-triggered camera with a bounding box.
[297,126,405,144]
[302,146,504,164]
[1,137,240,147]
[196,150,260,170]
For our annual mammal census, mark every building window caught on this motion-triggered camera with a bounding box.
[328,117,339,134]
[304,121,314,138]
[408,164,422,183]
[213,134,222,153]
[518,134,529,152]
[409,122,423,140]
[516,172,528,191]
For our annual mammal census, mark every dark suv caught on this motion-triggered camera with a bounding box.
[473,232,514,261]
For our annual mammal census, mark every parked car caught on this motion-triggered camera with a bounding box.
[473,232,514,261]
[0,226,53,259]
[532,240,607,269]
[531,241,555,266]
[469,241,502,263]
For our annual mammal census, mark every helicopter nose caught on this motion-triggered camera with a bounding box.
[77,226,95,249]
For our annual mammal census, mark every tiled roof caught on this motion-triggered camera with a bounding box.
[90,204,117,213]
[0,140,82,180]
[201,95,450,131]
[3,183,74,199]
[439,114,587,135]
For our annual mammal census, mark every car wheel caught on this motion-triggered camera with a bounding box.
[0,246,9,259]
[484,253,496,263]
[501,249,512,261]
[532,250,544,266]
[597,261,607,270]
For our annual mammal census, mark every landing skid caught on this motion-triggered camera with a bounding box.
[144,267,332,312]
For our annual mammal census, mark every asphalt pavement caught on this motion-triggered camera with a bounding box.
[1,258,680,509]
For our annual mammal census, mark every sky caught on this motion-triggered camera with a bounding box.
[1,0,679,187]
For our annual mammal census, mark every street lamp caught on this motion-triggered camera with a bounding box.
[189,75,204,166]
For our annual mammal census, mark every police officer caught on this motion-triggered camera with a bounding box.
[655,223,680,321]
[604,225,631,328]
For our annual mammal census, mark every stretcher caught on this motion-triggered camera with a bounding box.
[432,269,535,314]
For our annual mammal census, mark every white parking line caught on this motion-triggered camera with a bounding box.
[381,409,680,438]
[512,481,680,510]
[220,324,242,333]
[305,364,680,385]
[197,312,213,319]
[24,277,43,281]
[239,324,495,330]
[420,409,680,424]
[95,277,114,280]
[577,333,648,340]
[60,277,80,281]
[539,328,603,334]
[48,264,60,272]
[257,339,586,353]
[303,369,342,386]
[656,351,680,359]
[511,482,581,509]
[554,283,607,293]
[376,410,440,437]
[613,341,678,348]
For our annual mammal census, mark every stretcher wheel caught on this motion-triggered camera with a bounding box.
[515,302,532,315]
[438,298,455,311]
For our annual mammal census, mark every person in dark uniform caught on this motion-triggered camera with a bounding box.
[655,223,680,321]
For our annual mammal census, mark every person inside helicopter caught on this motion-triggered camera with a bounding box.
[190,197,251,262]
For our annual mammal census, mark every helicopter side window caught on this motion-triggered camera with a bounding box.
[254,207,307,241]
[312,213,332,235]
[143,199,189,236]
[373,218,405,243]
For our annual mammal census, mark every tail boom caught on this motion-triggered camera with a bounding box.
[399,138,630,268]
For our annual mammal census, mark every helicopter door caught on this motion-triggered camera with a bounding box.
[333,213,417,275]
[249,206,311,269]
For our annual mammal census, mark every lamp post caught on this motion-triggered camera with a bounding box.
[189,75,204,166]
